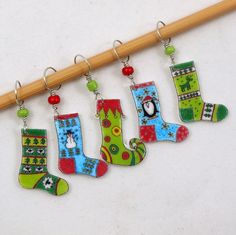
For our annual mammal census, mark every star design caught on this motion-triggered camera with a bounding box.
[151,92,156,97]
[137,95,143,101]
[144,89,149,95]
[141,119,148,125]
[168,132,174,138]
[162,123,169,130]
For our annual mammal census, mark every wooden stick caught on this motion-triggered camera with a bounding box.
[0,0,236,111]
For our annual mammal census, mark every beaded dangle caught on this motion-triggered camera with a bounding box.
[15,80,69,196]
[156,21,228,123]
[74,54,146,166]
[113,40,189,143]
[43,67,108,177]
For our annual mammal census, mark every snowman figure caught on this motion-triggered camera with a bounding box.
[142,95,159,118]
[66,130,76,149]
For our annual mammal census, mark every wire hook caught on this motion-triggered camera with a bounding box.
[113,40,130,65]
[43,67,61,93]
[156,21,171,44]
[15,80,24,106]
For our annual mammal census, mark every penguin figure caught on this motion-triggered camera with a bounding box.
[142,95,159,118]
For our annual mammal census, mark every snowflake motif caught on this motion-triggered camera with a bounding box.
[141,119,148,125]
[43,177,54,189]
[144,89,149,95]
[137,95,143,101]
[168,132,174,138]
[151,92,156,97]
[161,123,169,130]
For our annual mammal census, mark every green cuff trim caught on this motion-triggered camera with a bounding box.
[22,129,47,137]
[171,61,194,71]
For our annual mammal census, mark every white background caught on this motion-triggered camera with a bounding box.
[0,1,235,235]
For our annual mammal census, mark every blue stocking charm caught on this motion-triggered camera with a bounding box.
[130,81,189,143]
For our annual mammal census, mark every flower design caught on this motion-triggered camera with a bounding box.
[43,177,54,189]
[112,126,121,136]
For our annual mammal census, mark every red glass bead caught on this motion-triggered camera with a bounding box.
[48,95,60,105]
[122,66,134,76]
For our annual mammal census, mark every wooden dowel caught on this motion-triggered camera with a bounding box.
[0,0,236,111]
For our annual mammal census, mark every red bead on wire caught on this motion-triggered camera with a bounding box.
[122,66,134,76]
[48,95,61,105]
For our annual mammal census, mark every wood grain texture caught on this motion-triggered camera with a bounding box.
[0,0,236,110]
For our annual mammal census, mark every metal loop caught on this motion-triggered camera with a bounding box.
[113,40,130,65]
[156,21,171,44]
[15,80,24,106]
[74,54,92,76]
[43,67,61,92]
[94,91,104,101]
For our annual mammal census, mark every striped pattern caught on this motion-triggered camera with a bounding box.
[178,90,201,101]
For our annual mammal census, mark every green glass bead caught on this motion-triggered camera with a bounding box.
[165,45,175,55]
[17,108,29,118]
[87,80,98,92]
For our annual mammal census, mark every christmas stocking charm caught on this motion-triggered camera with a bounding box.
[131,81,189,143]
[156,21,228,123]
[15,80,69,196]
[19,129,69,196]
[112,40,189,143]
[97,99,146,166]
[43,67,108,177]
[54,113,108,177]
[170,61,228,122]
[74,54,146,167]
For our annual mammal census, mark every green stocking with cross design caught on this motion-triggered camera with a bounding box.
[170,61,228,122]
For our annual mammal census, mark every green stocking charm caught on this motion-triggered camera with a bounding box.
[74,54,146,166]
[156,21,228,123]
[97,99,146,166]
[15,81,69,196]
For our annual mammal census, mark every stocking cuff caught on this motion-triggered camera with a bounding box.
[170,61,195,78]
[97,99,123,115]
[21,128,46,137]
[54,113,78,120]
[130,81,155,90]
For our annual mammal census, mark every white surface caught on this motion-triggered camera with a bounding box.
[0,1,235,235]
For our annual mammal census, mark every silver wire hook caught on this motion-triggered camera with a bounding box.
[113,40,130,65]
[74,54,92,76]
[156,21,171,44]
[15,80,24,106]
[43,67,61,92]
